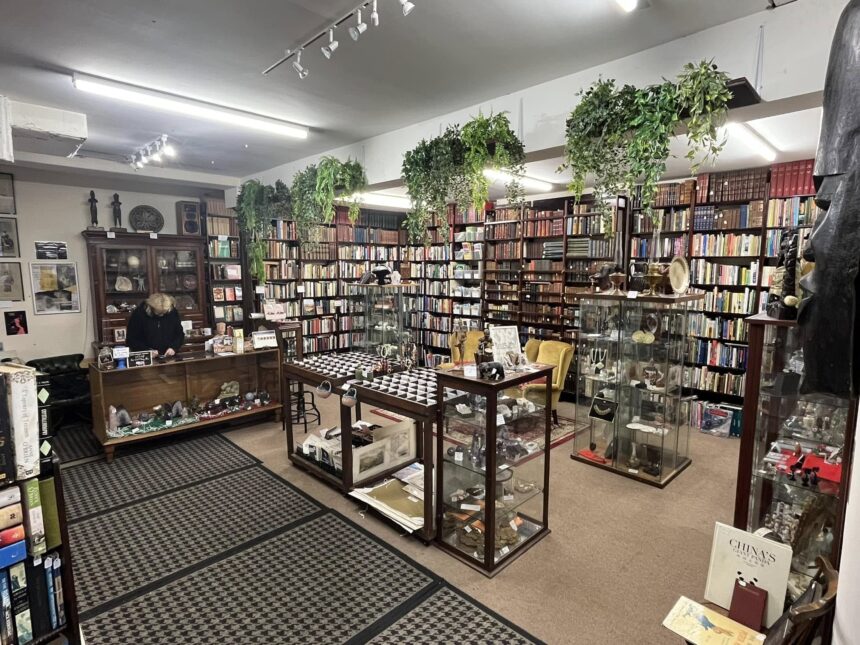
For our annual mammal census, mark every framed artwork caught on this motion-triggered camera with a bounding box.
[34,241,68,260]
[0,174,14,215]
[3,311,27,336]
[0,218,18,258]
[0,263,24,301]
[30,261,81,314]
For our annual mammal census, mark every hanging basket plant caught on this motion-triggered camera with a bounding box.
[235,178,291,284]
[560,60,731,237]
[317,156,368,224]
[461,111,526,211]
[291,164,323,241]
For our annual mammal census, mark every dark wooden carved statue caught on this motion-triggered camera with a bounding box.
[111,193,122,228]
[88,190,98,227]
[799,0,860,396]
[767,228,799,320]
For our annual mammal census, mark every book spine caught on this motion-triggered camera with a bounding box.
[9,561,32,645]
[6,372,39,481]
[0,527,24,548]
[44,556,56,630]
[52,557,64,627]
[19,481,45,557]
[0,572,11,645]
[0,505,22,532]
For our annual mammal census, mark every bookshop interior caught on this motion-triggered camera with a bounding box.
[0,0,859,643]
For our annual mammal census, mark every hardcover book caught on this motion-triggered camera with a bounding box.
[8,561,32,645]
[24,556,50,638]
[0,542,26,570]
[0,526,24,547]
[705,522,792,627]
[51,556,64,627]
[19,480,45,557]
[0,571,12,645]
[37,479,60,551]
[0,487,20,509]
[0,365,39,480]
[0,504,23,531]
[663,596,764,644]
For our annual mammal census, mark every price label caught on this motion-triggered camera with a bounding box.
[503,494,514,501]
[106,232,116,239]
[464,525,472,533]
[297,286,305,293]
[627,290,638,299]
[218,234,228,241]
[628,468,639,474]
[149,232,158,239]
[500,546,510,555]
[509,519,518,531]
[461,503,481,512]
[454,452,463,462]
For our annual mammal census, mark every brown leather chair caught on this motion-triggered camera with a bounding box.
[763,556,838,645]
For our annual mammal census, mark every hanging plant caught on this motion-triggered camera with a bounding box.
[461,111,525,211]
[291,164,322,241]
[316,156,368,225]
[560,60,730,235]
[338,158,368,223]
[235,180,270,284]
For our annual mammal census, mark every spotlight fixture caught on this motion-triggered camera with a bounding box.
[74,73,309,139]
[400,0,416,16]
[161,135,177,158]
[614,0,638,12]
[371,0,380,26]
[725,122,778,162]
[349,9,368,40]
[321,28,339,58]
[134,153,144,169]
[292,49,309,79]
[483,168,555,193]
[129,135,179,170]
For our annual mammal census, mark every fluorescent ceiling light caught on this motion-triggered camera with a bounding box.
[615,0,638,12]
[483,168,555,193]
[342,192,412,210]
[725,122,778,162]
[73,73,308,139]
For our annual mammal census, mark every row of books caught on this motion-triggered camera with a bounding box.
[451,285,481,298]
[484,307,518,322]
[402,246,451,262]
[566,260,592,282]
[421,281,448,297]
[371,246,399,262]
[696,168,769,203]
[336,224,367,244]
[452,208,484,224]
[453,318,482,332]
[693,202,764,231]
[766,196,822,228]
[486,241,520,260]
[567,214,610,236]
[367,228,401,245]
[691,232,761,257]
[302,335,336,354]
[454,243,482,261]
[416,263,448,279]
[264,260,298,281]
[302,317,337,336]
[205,197,228,217]
[770,159,815,198]
[302,242,337,261]
[629,235,687,259]
[684,366,746,397]
[689,259,759,286]
[567,238,611,258]
[266,240,298,260]
[337,261,367,280]
[689,401,743,437]
[524,219,564,238]
[454,227,483,243]
[688,339,748,370]
[521,304,562,317]
[524,208,563,220]
[338,316,364,332]
[630,180,694,208]
[415,330,450,349]
[524,260,563,273]
[410,312,452,332]
[453,302,481,317]
[694,287,758,314]
[415,296,451,314]
[208,238,239,258]
[303,299,338,316]
[338,245,370,261]
[210,264,242,281]
[269,220,297,241]
[630,208,689,234]
[301,281,338,298]
[569,202,597,215]
[212,304,243,323]
[523,240,562,259]
[765,229,785,258]
[301,264,337,280]
[212,286,243,302]
[485,222,520,240]
[309,226,337,242]
[688,314,749,343]
[263,282,297,300]
[206,214,239,237]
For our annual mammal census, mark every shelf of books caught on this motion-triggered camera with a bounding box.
[483,204,522,333]
[262,218,300,318]
[0,365,80,645]
[628,180,693,262]
[336,210,370,352]
[203,209,245,327]
[521,203,566,342]
[451,205,484,335]
[299,224,339,355]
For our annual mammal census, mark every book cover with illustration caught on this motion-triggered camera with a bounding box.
[663,596,765,645]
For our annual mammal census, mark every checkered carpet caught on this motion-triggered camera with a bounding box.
[67,433,542,644]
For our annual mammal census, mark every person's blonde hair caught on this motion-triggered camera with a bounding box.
[146,292,175,316]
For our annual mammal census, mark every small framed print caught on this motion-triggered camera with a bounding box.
[0,174,15,215]
[0,262,24,302]
[30,261,81,314]
[113,328,127,343]
[0,218,19,257]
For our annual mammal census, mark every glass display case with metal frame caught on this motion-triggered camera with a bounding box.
[734,313,857,599]
[571,293,701,487]
[435,364,553,576]
[348,283,416,361]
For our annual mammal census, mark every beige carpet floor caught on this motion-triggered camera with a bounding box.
[223,397,740,645]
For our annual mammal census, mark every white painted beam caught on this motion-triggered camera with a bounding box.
[8,100,88,157]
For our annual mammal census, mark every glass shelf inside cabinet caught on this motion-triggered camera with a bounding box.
[102,247,148,312]
[155,249,200,312]
[746,318,853,598]
[439,384,547,567]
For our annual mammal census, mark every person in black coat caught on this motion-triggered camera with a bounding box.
[126,293,185,356]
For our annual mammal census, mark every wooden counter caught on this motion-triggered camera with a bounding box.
[89,349,282,460]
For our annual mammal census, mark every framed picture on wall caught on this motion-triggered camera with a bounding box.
[0,174,15,215]
[0,218,19,257]
[0,263,24,301]
[30,261,81,314]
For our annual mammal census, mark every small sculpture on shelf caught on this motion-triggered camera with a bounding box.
[767,228,800,320]
[87,190,103,230]
[110,193,127,232]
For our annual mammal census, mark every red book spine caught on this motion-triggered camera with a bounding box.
[0,525,24,546]
[805,158,814,195]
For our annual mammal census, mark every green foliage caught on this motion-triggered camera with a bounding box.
[315,156,368,224]
[291,164,321,241]
[338,158,368,223]
[235,178,291,284]
[560,60,730,234]
[461,111,525,211]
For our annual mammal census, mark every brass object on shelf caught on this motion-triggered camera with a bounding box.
[641,263,664,296]
[607,272,625,295]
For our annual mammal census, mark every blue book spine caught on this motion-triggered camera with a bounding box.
[44,556,57,630]
[0,542,26,570]
[0,572,11,645]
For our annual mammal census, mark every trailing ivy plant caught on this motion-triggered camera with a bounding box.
[461,111,525,211]
[291,164,322,241]
[235,179,287,284]
[338,158,368,223]
[560,60,730,235]
[316,156,368,224]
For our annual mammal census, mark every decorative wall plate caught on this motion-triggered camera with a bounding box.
[129,205,165,233]
[668,256,690,294]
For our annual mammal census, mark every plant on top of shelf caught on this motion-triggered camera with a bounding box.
[316,156,368,224]
[560,60,730,237]
[461,111,526,212]
[235,178,291,284]
[291,164,323,241]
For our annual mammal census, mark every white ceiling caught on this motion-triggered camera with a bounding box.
[0,0,769,177]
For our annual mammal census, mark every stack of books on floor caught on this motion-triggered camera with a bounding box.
[0,364,71,645]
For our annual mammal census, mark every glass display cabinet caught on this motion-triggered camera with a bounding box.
[571,293,701,487]
[435,364,553,576]
[348,283,416,361]
[734,313,857,599]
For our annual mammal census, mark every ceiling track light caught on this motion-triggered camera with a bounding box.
[292,49,309,79]
[321,28,339,58]
[371,0,380,26]
[614,0,639,12]
[400,0,416,16]
[129,134,178,170]
[350,9,368,40]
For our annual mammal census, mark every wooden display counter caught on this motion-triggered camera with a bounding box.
[89,349,282,460]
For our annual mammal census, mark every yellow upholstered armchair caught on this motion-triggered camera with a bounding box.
[439,330,485,369]
[524,338,542,363]
[524,340,575,425]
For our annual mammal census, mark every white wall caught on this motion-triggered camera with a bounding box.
[0,176,201,362]
[230,0,847,205]
[833,411,860,644]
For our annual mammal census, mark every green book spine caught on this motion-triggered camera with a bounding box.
[37,480,60,552]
